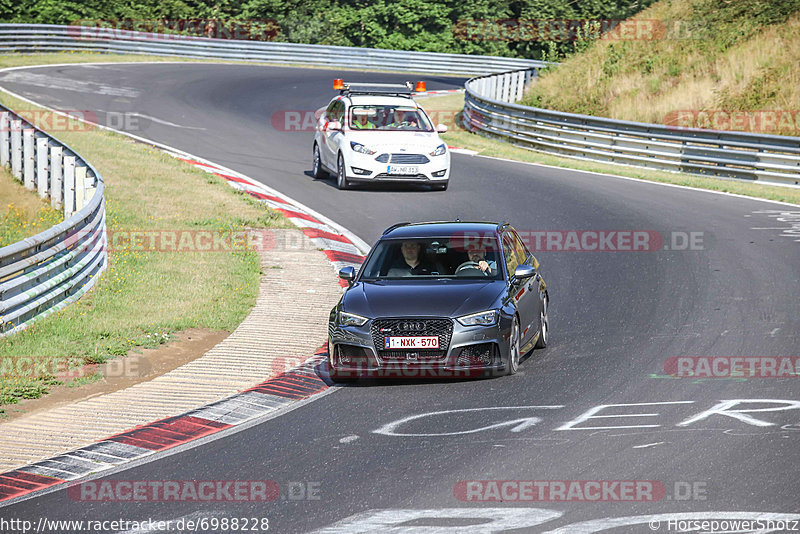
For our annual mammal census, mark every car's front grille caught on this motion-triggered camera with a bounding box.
[390,153,429,164]
[374,173,428,180]
[371,318,453,361]
[380,350,447,361]
[375,153,390,163]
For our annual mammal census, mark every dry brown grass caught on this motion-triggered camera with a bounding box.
[523,0,800,133]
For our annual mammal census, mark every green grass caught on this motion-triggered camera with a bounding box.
[0,78,293,407]
[418,93,800,205]
[0,167,63,247]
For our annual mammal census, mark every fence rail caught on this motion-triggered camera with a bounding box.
[0,104,106,336]
[0,24,546,76]
[463,69,800,186]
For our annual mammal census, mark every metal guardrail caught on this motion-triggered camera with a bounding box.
[0,24,547,76]
[463,69,800,186]
[0,105,107,336]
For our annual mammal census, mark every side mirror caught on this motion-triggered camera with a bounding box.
[436,123,448,133]
[328,120,343,131]
[339,266,355,286]
[513,264,536,281]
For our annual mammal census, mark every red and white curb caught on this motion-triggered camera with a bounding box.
[0,347,333,503]
[0,144,367,503]
[169,153,368,286]
[416,89,463,96]
[0,81,372,505]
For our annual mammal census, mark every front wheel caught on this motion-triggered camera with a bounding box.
[505,316,520,375]
[535,300,549,349]
[336,153,349,190]
[312,144,328,179]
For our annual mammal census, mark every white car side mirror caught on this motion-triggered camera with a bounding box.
[328,120,343,131]
[436,123,448,133]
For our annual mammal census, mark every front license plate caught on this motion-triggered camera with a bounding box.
[384,336,439,349]
[387,165,419,175]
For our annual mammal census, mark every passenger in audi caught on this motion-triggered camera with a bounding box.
[387,241,435,277]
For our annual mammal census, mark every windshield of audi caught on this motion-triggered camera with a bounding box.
[358,238,504,280]
[349,105,434,132]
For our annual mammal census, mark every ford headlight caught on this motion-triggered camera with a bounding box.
[456,310,498,327]
[430,143,446,156]
[339,311,368,327]
[350,142,376,155]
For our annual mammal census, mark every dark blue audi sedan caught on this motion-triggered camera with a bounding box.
[327,221,549,382]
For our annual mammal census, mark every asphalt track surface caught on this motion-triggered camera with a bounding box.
[1,63,799,533]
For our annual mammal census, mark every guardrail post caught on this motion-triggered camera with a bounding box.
[501,73,512,102]
[10,119,22,179]
[513,71,524,102]
[23,128,35,190]
[83,170,97,206]
[50,145,63,208]
[75,165,87,211]
[0,111,8,167]
[36,135,49,198]
[64,155,76,217]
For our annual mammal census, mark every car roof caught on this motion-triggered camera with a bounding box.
[381,221,504,239]
[343,94,419,107]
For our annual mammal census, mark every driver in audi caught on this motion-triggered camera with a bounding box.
[466,244,497,275]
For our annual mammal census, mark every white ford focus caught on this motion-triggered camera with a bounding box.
[312,80,451,191]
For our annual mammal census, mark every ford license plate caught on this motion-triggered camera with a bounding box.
[387,165,419,175]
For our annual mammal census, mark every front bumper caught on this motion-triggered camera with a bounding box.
[345,151,450,184]
[328,316,510,379]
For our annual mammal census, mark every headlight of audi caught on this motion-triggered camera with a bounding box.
[430,143,446,156]
[350,142,376,155]
[456,310,498,327]
[339,311,369,327]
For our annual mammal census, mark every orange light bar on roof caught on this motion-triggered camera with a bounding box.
[333,79,344,90]
[415,81,427,92]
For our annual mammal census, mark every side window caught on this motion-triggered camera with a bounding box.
[512,230,539,269]
[325,100,337,120]
[334,101,345,123]
[502,232,520,276]
[511,230,530,264]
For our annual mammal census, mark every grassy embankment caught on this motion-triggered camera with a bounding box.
[522,0,800,128]
[0,54,293,411]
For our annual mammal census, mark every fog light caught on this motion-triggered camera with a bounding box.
[351,167,371,175]
[432,169,447,177]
